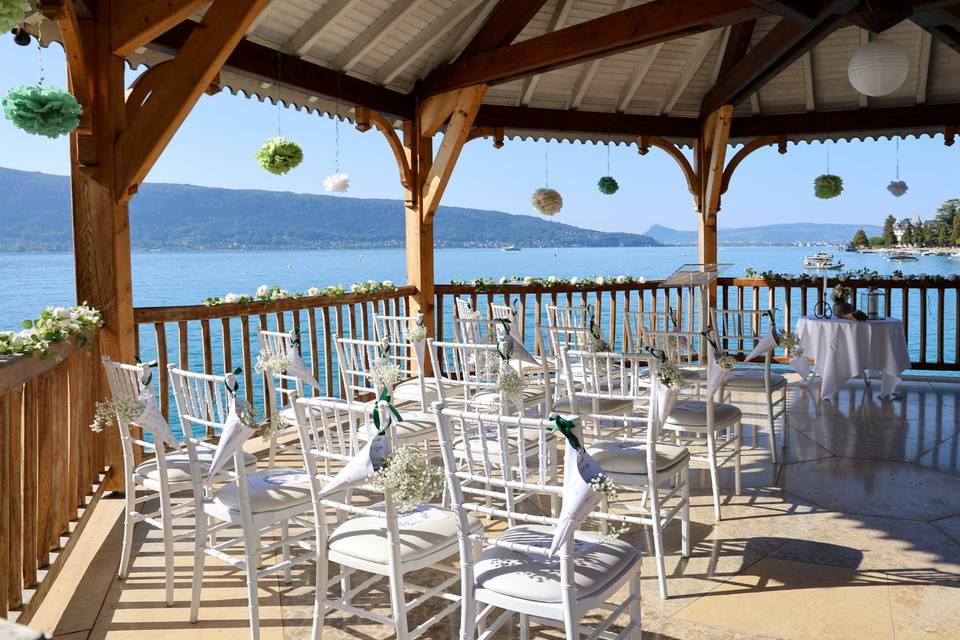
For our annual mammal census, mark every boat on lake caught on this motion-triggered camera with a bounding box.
[803,252,844,270]
[501,245,521,251]
[888,252,919,262]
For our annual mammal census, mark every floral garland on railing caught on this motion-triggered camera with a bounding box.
[203,280,398,306]
[449,274,645,292]
[743,267,958,284]
[0,304,102,358]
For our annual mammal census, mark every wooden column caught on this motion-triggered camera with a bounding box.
[694,105,733,307]
[404,123,436,339]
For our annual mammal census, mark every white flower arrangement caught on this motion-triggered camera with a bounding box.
[259,410,289,442]
[257,284,270,297]
[224,293,241,304]
[372,446,444,513]
[531,187,563,216]
[570,277,580,286]
[91,394,146,433]
[371,361,403,391]
[323,172,350,193]
[203,281,398,306]
[255,351,291,376]
[775,330,804,357]
[496,364,526,407]
[714,351,737,369]
[577,330,611,353]
[307,287,321,297]
[657,359,686,390]
[406,320,427,343]
[589,473,618,501]
[547,276,558,284]
[1,304,102,358]
[830,285,851,303]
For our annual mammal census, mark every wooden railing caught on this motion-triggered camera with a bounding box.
[0,334,105,620]
[133,287,415,425]
[435,276,960,370]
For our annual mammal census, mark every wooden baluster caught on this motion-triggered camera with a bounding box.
[133,323,140,359]
[177,321,189,370]
[200,319,213,375]
[533,294,543,355]
[292,308,302,343]
[360,301,370,341]
[0,393,9,616]
[885,287,892,318]
[348,302,358,341]
[52,369,68,544]
[154,323,170,420]
[23,376,38,586]
[608,289,617,350]
[335,305,346,397]
[6,387,23,610]
[221,317,233,374]
[622,288,632,351]
[307,309,320,396]
[436,294,444,342]
[66,354,81,521]
[785,285,792,330]
[902,286,910,359]
[256,314,272,416]
[920,284,928,365]
[955,286,959,366]
[240,315,253,406]
[321,306,334,396]
[801,286,808,317]
[518,293,526,342]
[938,286,945,365]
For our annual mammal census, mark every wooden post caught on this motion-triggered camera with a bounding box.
[404,124,436,341]
[695,104,733,308]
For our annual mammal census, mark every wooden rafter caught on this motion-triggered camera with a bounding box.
[116,0,270,195]
[800,51,815,110]
[330,0,427,72]
[433,3,496,65]
[701,0,859,115]
[150,21,414,117]
[912,5,960,54]
[285,0,360,57]
[858,29,871,108]
[616,43,664,112]
[456,0,549,59]
[519,0,576,106]
[419,0,769,96]
[421,85,487,221]
[753,0,817,22]
[658,29,723,115]
[717,19,756,77]
[110,0,210,57]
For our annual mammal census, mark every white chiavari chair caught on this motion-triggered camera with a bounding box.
[556,348,636,438]
[490,300,554,376]
[169,367,314,640]
[546,303,588,330]
[712,308,788,464]
[624,307,678,351]
[643,328,707,396]
[433,406,643,639]
[259,329,319,466]
[291,396,478,639]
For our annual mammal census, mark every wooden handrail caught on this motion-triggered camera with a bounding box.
[0,335,92,396]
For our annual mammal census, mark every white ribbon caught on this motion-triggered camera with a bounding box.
[286,349,322,390]
[790,355,811,378]
[133,391,177,448]
[206,397,255,484]
[706,357,735,398]
[550,421,604,556]
[745,329,777,362]
[652,375,681,431]
[319,403,393,497]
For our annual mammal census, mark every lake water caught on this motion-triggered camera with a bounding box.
[2,245,955,325]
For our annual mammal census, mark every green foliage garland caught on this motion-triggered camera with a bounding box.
[813,174,843,199]
[598,176,619,195]
[0,0,29,34]
[2,85,83,138]
[256,137,303,175]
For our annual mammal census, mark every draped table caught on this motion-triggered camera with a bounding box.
[796,316,910,399]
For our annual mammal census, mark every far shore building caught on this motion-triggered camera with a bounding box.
[892,214,924,243]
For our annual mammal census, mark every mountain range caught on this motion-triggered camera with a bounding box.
[0,167,658,251]
[644,222,883,246]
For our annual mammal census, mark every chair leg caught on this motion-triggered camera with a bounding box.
[268,434,277,469]
[649,490,668,599]
[387,566,409,639]
[160,494,176,606]
[312,535,327,640]
[680,467,691,558]
[629,570,643,639]
[243,529,262,640]
[765,392,778,464]
[781,388,790,451]
[189,510,208,624]
[519,613,531,640]
[280,519,292,584]
[707,430,722,521]
[118,489,136,580]
[734,421,743,496]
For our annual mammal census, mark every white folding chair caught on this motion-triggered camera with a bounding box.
[624,307,678,351]
[169,367,314,640]
[433,406,643,639]
[372,312,453,410]
[556,348,636,438]
[546,303,589,330]
[258,329,319,466]
[291,396,475,639]
[644,328,708,396]
[712,308,788,464]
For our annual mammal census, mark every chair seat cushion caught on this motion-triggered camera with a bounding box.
[640,366,703,381]
[586,441,689,476]
[472,385,547,407]
[213,469,313,513]
[723,368,787,390]
[329,504,481,565]
[551,394,633,415]
[666,400,741,428]
[474,525,639,603]
[135,449,258,484]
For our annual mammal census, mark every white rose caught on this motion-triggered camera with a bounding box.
[595,276,605,285]
[54,307,70,318]
[351,283,363,294]
[547,276,558,284]
[367,280,376,286]
[470,279,478,287]
[637,276,646,283]
[523,276,533,285]
[615,275,627,284]
[570,277,579,285]
[256,285,269,297]
[499,276,507,284]
[382,280,393,288]
[307,287,320,297]
[275,289,289,299]
[224,293,241,304]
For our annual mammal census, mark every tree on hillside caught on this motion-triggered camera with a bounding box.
[851,229,869,248]
[902,223,914,246]
[953,211,960,246]
[882,215,897,246]
[936,199,960,246]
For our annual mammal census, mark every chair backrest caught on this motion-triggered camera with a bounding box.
[102,357,159,480]
[453,315,503,346]
[489,301,513,322]
[539,324,591,377]
[372,312,422,375]
[711,308,774,362]
[643,328,706,370]
[258,329,315,409]
[546,304,588,330]
[561,348,652,403]
[426,339,500,406]
[333,334,382,403]
[625,308,677,351]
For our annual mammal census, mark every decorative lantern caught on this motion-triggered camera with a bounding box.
[859,288,885,320]
[848,40,909,97]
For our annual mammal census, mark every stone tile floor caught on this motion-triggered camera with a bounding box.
[28,376,960,639]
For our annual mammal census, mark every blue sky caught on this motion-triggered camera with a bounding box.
[1,39,957,234]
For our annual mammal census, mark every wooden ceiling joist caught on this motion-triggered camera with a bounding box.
[419,0,769,96]
[912,5,960,54]
[150,22,414,118]
[701,0,860,115]
[285,0,361,57]
[616,43,663,112]
[730,102,960,137]
[455,0,550,59]
[110,0,210,57]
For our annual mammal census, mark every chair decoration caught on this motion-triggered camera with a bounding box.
[406,313,428,365]
[702,331,737,397]
[206,369,257,480]
[547,414,615,555]
[494,338,527,409]
[744,311,809,377]
[645,348,684,428]
[371,336,402,394]
[318,395,396,498]
[579,305,611,352]
[372,443,444,512]
[90,359,177,447]
[494,316,537,365]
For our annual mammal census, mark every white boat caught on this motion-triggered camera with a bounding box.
[887,252,919,262]
[501,245,521,252]
[803,253,843,270]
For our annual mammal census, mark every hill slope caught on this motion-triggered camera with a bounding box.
[0,167,658,251]
[645,223,883,245]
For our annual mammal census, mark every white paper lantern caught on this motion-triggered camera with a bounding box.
[848,40,909,97]
[532,187,563,216]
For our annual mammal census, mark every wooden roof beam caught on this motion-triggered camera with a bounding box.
[456,0,549,59]
[150,22,414,118]
[912,5,960,54]
[567,0,632,110]
[751,0,817,22]
[419,0,770,96]
[474,105,701,138]
[616,43,664,112]
[109,0,211,57]
[730,102,960,137]
[659,29,724,115]
[701,0,860,115]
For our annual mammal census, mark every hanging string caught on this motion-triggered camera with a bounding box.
[895,138,900,180]
[606,138,611,174]
[544,140,549,187]
[826,143,830,174]
[334,73,341,174]
[275,51,283,136]
[37,16,44,86]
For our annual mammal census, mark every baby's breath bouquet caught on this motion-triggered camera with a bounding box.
[254,351,291,376]
[372,446,444,512]
[775,329,804,358]
[91,395,146,433]
[657,358,686,389]
[406,319,427,343]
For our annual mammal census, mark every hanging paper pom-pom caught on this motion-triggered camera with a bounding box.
[0,0,29,34]
[598,176,619,195]
[256,137,303,175]
[323,172,350,193]
[532,187,563,216]
[2,85,83,139]
[887,180,908,197]
[813,174,843,199]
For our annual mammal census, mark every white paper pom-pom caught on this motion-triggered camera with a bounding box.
[887,180,908,197]
[323,172,350,193]
[532,187,563,216]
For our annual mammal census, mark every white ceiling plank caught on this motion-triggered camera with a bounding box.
[658,30,722,116]
[372,0,486,86]
[858,29,870,108]
[432,2,492,67]
[916,29,932,104]
[519,0,576,106]
[286,0,362,57]
[801,52,815,111]
[749,92,760,114]
[616,43,663,112]
[332,0,427,72]
[709,26,731,87]
[246,0,281,35]
[566,0,632,110]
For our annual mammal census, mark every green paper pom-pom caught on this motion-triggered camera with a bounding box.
[256,137,303,175]
[813,174,843,199]
[2,85,83,139]
[598,175,619,195]
[0,0,30,34]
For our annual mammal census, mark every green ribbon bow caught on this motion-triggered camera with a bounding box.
[644,346,668,363]
[224,366,243,395]
[372,387,404,435]
[548,413,582,452]
[135,355,158,385]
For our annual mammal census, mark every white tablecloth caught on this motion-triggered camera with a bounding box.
[796,317,910,399]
